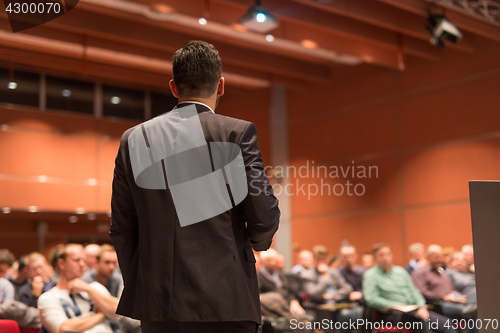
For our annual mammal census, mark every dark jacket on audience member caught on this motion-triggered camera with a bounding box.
[300,267,352,304]
[9,278,54,308]
[258,269,300,304]
[338,265,365,292]
[411,266,453,303]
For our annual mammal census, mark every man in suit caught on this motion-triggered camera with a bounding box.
[110,40,280,333]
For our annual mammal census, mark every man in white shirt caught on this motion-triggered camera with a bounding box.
[38,244,118,333]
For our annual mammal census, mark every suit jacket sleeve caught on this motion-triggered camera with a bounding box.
[238,122,280,251]
[301,270,329,303]
[109,138,139,286]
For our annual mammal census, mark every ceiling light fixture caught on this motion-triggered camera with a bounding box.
[239,0,278,33]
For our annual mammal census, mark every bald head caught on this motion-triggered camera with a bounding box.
[260,249,279,271]
[426,244,444,270]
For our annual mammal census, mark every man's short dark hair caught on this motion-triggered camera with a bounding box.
[172,40,222,98]
[372,243,390,256]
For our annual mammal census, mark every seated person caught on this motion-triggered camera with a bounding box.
[412,245,477,328]
[8,255,29,302]
[82,244,140,333]
[38,243,118,333]
[338,245,365,303]
[446,252,476,304]
[258,249,306,316]
[0,249,15,303]
[405,243,427,276]
[442,247,455,270]
[300,245,352,333]
[461,245,475,274]
[363,243,457,333]
[300,245,351,304]
[291,250,314,275]
[82,245,123,297]
[16,252,55,307]
[360,252,374,269]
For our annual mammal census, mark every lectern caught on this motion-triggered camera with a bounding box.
[469,181,500,332]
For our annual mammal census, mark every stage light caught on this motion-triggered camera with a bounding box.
[426,14,462,48]
[199,17,207,25]
[111,96,121,104]
[62,89,71,97]
[2,207,11,214]
[266,34,274,42]
[239,0,278,33]
[8,81,17,90]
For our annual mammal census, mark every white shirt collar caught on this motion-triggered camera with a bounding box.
[178,101,215,114]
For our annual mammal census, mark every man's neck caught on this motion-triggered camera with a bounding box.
[57,277,69,290]
[379,265,392,273]
[178,98,215,112]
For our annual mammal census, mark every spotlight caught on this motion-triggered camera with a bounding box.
[62,89,71,97]
[426,14,462,48]
[198,17,207,25]
[265,34,274,42]
[110,96,121,104]
[8,82,17,90]
[239,0,278,33]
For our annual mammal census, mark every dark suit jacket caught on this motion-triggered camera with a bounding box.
[257,270,299,304]
[110,102,280,324]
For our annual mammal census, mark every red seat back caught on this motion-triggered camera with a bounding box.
[0,320,21,333]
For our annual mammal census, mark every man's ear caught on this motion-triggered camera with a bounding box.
[57,258,65,272]
[169,79,179,98]
[218,77,224,96]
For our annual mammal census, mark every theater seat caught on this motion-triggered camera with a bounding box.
[19,327,40,333]
[0,320,21,333]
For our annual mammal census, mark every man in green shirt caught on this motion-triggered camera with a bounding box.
[363,243,457,333]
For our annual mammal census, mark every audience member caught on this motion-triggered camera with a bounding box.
[48,244,65,284]
[405,243,427,276]
[0,249,15,278]
[360,252,374,269]
[291,250,314,274]
[17,252,54,307]
[82,245,123,298]
[82,244,141,333]
[8,255,29,302]
[363,243,457,333]
[0,249,15,304]
[338,245,364,302]
[84,244,101,272]
[446,252,477,304]
[412,245,477,327]
[276,254,286,272]
[300,245,352,333]
[300,245,351,305]
[461,245,475,274]
[38,244,118,333]
[258,249,306,316]
[442,247,455,270]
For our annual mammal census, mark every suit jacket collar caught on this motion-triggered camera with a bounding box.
[172,101,215,114]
